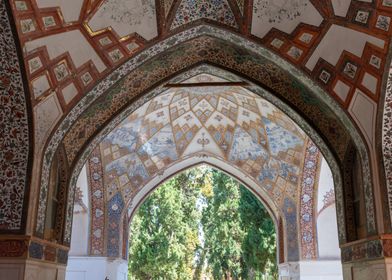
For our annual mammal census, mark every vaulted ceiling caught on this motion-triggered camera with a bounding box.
[100,73,307,207]
[9,0,392,156]
[2,0,392,236]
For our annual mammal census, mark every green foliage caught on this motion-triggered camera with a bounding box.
[202,170,245,280]
[128,169,204,280]
[128,166,277,280]
[239,187,278,279]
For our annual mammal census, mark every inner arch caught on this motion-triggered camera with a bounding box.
[92,72,317,263]
[64,64,348,249]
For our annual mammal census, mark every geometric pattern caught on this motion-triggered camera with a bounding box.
[2,0,390,265]
[41,28,372,248]
[171,0,238,29]
[99,73,308,260]
[100,74,306,208]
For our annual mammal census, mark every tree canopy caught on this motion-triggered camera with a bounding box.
[128,166,277,280]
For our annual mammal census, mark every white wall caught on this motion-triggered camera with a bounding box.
[316,158,341,260]
[317,206,340,259]
[69,165,90,256]
[279,261,343,280]
[65,257,127,280]
[317,158,334,212]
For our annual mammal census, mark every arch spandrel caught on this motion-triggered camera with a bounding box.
[36,30,376,257]
[35,31,375,244]
[40,51,373,251]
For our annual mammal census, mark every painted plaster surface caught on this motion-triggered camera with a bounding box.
[24,30,106,73]
[306,24,385,71]
[36,28,374,243]
[100,74,306,207]
[171,0,238,29]
[88,0,158,40]
[251,0,323,38]
[97,73,308,259]
[36,0,84,22]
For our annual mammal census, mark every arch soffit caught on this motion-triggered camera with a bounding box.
[36,26,373,243]
[66,64,344,249]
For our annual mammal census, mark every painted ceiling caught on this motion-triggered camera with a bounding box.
[99,74,307,209]
[3,0,392,235]
[9,0,391,158]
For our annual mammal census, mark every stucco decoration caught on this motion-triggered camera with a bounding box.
[0,0,31,232]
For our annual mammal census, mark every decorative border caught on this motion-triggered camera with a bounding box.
[0,240,28,258]
[86,147,106,254]
[106,192,124,257]
[0,237,69,264]
[383,67,392,226]
[299,140,320,260]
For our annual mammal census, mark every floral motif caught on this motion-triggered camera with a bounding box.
[253,0,308,23]
[0,0,30,232]
[299,140,320,260]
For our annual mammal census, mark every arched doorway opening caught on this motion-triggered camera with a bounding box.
[65,155,343,279]
[37,32,375,259]
[127,165,278,280]
[61,70,345,279]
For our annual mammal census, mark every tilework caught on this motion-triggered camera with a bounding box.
[57,249,68,264]
[0,240,27,257]
[53,148,69,243]
[107,192,124,257]
[40,27,373,246]
[44,246,56,262]
[383,67,392,226]
[283,197,299,261]
[0,237,68,264]
[299,140,320,260]
[87,147,106,255]
[171,0,238,29]
[122,217,129,260]
[28,242,44,259]
[0,0,30,231]
[341,239,384,263]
